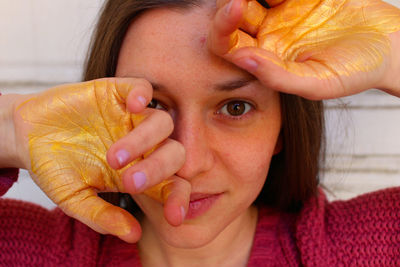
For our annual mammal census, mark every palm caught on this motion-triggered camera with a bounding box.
[266,0,396,75]
[215,0,400,99]
[12,80,148,238]
[19,80,137,202]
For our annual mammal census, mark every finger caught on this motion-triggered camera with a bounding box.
[95,77,153,113]
[241,0,268,36]
[162,176,191,226]
[230,30,258,53]
[60,188,141,243]
[124,78,153,113]
[230,47,344,100]
[121,138,186,194]
[107,109,174,169]
[209,0,247,55]
[143,179,174,203]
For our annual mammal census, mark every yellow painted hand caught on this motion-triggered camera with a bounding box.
[210,0,400,99]
[14,78,172,242]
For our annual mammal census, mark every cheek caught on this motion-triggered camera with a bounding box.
[217,130,279,188]
[132,194,165,223]
[237,144,274,185]
[216,110,282,187]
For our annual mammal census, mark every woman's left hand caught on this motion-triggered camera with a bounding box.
[209,0,400,99]
[12,78,188,243]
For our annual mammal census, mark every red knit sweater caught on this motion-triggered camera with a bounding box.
[1,169,399,266]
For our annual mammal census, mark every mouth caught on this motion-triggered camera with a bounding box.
[186,193,223,220]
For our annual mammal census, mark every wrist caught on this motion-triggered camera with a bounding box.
[0,93,26,168]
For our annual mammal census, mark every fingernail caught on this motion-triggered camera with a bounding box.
[133,172,147,190]
[225,0,233,15]
[236,58,258,72]
[116,149,130,166]
[137,96,147,107]
[181,206,186,221]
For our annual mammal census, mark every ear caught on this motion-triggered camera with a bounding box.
[273,131,283,155]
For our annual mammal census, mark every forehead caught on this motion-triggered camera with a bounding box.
[120,6,211,63]
[116,5,246,82]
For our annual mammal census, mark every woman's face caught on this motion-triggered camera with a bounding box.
[116,5,281,248]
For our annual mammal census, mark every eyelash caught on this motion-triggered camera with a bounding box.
[147,99,166,110]
[147,99,255,120]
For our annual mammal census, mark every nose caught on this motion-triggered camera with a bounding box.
[171,112,214,181]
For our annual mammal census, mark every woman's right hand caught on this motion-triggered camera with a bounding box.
[11,78,189,243]
[209,0,400,99]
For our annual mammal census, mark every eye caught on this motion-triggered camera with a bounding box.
[147,99,164,110]
[219,100,252,117]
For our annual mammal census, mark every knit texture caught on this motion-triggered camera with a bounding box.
[1,171,399,266]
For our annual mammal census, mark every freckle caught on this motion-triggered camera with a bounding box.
[199,37,206,47]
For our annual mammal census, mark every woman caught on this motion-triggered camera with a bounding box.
[1,0,399,265]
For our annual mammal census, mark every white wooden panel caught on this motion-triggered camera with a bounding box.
[323,172,400,201]
[325,90,400,155]
[0,0,103,83]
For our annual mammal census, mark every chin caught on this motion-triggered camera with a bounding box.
[138,193,254,250]
[157,204,249,249]
[158,220,227,249]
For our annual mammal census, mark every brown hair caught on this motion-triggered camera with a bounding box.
[84,0,325,213]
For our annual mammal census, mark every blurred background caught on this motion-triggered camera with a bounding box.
[1,0,400,209]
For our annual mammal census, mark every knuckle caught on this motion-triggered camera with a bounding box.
[134,78,152,91]
[121,168,132,187]
[164,139,186,169]
[125,134,150,159]
[144,156,165,183]
[146,148,179,182]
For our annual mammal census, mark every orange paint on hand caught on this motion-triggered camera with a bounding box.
[18,79,171,220]
[230,0,400,78]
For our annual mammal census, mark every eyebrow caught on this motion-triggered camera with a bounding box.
[151,76,258,92]
[214,76,257,91]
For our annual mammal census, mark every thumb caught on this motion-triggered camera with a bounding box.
[60,189,141,243]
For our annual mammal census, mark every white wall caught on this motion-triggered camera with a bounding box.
[2,0,400,209]
[1,0,104,208]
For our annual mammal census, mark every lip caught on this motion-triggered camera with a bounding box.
[186,193,223,220]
